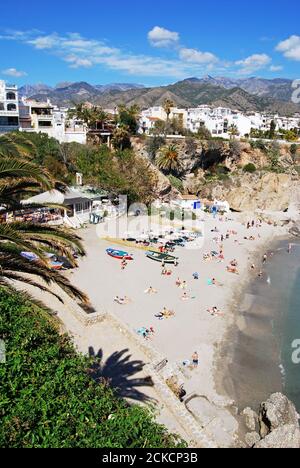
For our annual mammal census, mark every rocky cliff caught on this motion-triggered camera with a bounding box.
[136,137,300,212]
[242,393,300,448]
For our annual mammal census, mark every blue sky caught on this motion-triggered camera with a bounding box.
[0,0,299,86]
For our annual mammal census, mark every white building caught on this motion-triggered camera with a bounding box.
[0,80,19,134]
[140,106,187,134]
[19,97,87,144]
[187,106,252,138]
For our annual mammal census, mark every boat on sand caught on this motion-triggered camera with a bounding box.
[106,248,134,261]
[146,251,178,264]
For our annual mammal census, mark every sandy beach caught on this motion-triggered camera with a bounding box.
[63,211,289,441]
[15,209,292,446]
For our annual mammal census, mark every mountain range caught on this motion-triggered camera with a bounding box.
[19,77,300,115]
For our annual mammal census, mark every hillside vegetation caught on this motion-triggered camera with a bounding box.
[0,288,184,448]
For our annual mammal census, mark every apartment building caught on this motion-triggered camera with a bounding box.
[0,80,19,134]
[19,97,87,144]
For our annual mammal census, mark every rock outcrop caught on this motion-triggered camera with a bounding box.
[243,393,300,449]
[200,172,300,212]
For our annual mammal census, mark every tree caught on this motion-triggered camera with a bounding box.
[290,144,298,164]
[68,104,109,131]
[112,126,131,151]
[0,135,87,302]
[185,137,198,156]
[156,144,181,175]
[228,124,239,140]
[118,105,140,135]
[146,136,166,161]
[0,132,36,159]
[196,126,212,141]
[269,120,276,139]
[229,140,242,162]
[163,99,174,123]
[0,287,185,448]
[163,99,174,135]
[267,142,281,172]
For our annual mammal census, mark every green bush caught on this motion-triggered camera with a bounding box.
[0,288,185,448]
[243,163,257,173]
[168,175,184,192]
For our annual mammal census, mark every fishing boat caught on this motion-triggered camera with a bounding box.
[146,251,178,264]
[106,248,134,261]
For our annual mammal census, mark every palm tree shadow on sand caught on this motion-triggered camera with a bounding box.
[88,347,156,404]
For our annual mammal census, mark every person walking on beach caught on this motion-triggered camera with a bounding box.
[263,253,267,264]
[288,243,292,254]
[192,352,199,368]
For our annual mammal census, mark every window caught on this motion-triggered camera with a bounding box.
[6,92,16,100]
[0,103,4,111]
[7,103,17,111]
[38,121,52,127]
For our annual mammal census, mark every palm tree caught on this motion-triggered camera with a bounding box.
[163,99,175,135]
[156,144,181,175]
[0,222,87,303]
[228,124,239,140]
[0,132,36,159]
[111,126,131,151]
[0,136,87,303]
[163,99,174,122]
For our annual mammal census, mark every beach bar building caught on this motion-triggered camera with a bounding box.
[21,188,96,228]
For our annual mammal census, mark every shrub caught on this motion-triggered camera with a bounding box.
[0,288,185,448]
[243,163,257,173]
[168,175,184,192]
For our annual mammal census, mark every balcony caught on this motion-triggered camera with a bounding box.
[36,115,53,121]
[0,110,19,117]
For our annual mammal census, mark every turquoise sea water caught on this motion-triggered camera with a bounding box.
[222,240,300,412]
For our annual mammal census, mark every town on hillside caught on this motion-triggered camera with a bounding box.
[1,80,299,145]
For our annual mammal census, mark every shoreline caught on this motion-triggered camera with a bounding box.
[17,212,294,447]
[215,234,293,417]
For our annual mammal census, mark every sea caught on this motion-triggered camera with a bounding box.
[221,239,300,412]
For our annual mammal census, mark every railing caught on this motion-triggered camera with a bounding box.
[0,110,19,116]
[0,125,19,132]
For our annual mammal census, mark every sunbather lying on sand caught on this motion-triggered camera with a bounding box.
[144,286,158,294]
[207,307,224,317]
[114,296,131,305]
[227,266,239,274]
[155,308,175,320]
[181,292,189,301]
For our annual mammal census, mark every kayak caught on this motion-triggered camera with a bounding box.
[146,251,178,264]
[106,248,134,261]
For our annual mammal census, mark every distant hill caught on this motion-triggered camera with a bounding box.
[19,82,145,103]
[194,76,295,102]
[20,77,300,115]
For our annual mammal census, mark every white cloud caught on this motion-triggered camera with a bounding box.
[64,55,93,69]
[179,47,218,64]
[28,34,59,49]
[236,54,271,75]
[2,67,27,77]
[276,35,300,61]
[270,65,283,72]
[0,29,285,80]
[148,26,179,48]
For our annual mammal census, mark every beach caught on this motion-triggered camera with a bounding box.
[15,209,294,446]
[62,211,290,442]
